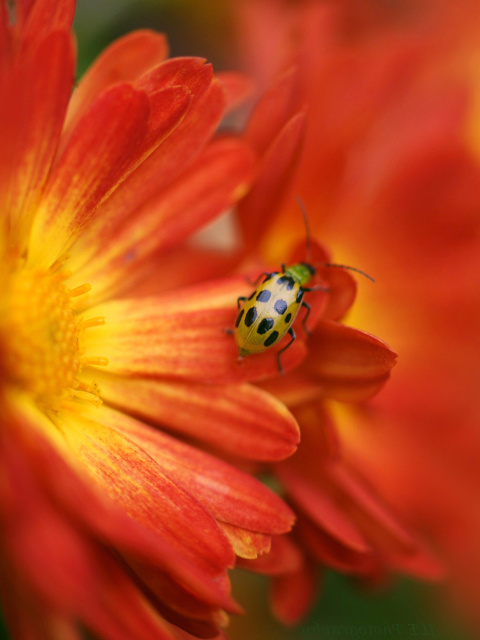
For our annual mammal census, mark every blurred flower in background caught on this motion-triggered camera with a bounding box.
[228,0,480,636]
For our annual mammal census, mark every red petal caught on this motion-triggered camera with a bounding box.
[20,0,75,42]
[237,535,303,575]
[65,30,169,137]
[90,372,299,461]
[238,111,306,249]
[81,403,296,535]
[270,562,318,625]
[83,284,307,383]
[8,395,238,612]
[70,137,255,302]
[1,32,74,252]
[245,66,301,156]
[60,410,236,579]
[306,321,397,402]
[276,463,370,553]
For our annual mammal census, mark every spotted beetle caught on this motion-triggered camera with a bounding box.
[234,262,317,374]
[232,198,374,374]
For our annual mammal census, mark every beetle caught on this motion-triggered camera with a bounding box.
[233,262,317,374]
[232,198,374,374]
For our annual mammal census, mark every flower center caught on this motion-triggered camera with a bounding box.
[1,267,105,408]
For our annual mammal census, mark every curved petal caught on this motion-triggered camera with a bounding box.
[89,372,299,461]
[270,561,318,625]
[64,30,169,137]
[20,0,75,42]
[307,320,398,402]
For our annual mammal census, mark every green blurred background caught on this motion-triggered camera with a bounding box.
[0,2,476,639]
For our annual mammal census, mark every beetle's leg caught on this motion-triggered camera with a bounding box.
[281,263,286,273]
[237,296,247,309]
[276,326,296,375]
[300,301,312,335]
[302,285,330,293]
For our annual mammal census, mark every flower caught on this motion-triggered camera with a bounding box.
[231,0,480,630]
[0,1,310,637]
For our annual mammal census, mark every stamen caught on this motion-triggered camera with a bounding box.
[67,283,92,298]
[70,389,103,406]
[82,356,109,367]
[82,316,106,328]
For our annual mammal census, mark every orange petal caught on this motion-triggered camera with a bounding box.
[218,522,271,559]
[83,286,307,383]
[59,410,235,579]
[65,30,169,137]
[276,463,370,553]
[81,403,296,536]
[89,372,299,461]
[68,77,226,278]
[29,83,194,268]
[306,320,398,402]
[70,137,255,302]
[237,534,303,575]
[295,513,376,574]
[7,394,238,612]
[1,32,74,253]
[245,65,301,156]
[238,111,306,249]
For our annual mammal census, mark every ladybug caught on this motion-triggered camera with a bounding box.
[234,261,317,374]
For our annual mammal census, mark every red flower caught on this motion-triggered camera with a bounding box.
[0,1,304,637]
[232,0,480,629]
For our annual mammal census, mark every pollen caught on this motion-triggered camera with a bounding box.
[1,267,105,407]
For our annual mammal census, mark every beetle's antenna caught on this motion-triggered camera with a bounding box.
[295,195,312,264]
[318,262,375,283]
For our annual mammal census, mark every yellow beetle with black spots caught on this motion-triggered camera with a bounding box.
[234,261,317,374]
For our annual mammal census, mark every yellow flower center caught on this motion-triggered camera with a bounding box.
[1,266,107,410]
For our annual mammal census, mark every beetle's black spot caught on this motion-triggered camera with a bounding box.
[248,289,256,300]
[245,307,257,327]
[274,299,287,315]
[264,331,279,347]
[257,318,274,334]
[285,312,292,323]
[235,309,244,328]
[256,289,271,303]
[296,289,304,303]
[277,275,294,290]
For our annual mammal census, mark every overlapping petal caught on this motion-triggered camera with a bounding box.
[88,371,299,461]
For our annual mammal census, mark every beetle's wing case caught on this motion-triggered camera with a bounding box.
[234,274,303,356]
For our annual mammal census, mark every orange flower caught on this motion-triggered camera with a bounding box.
[232,0,480,629]
[0,1,311,637]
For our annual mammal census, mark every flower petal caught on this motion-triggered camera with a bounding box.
[307,320,398,402]
[270,561,318,625]
[19,0,75,42]
[59,408,236,581]
[70,137,255,303]
[215,71,254,113]
[238,111,306,249]
[64,30,169,137]
[237,535,303,575]
[89,372,299,461]
[276,463,371,554]
[29,83,192,268]
[1,32,74,254]
[68,74,226,277]
[218,522,272,560]
[83,289,307,383]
